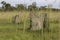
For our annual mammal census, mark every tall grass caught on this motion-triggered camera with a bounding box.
[0,10,60,40]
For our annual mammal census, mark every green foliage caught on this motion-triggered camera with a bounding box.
[1,1,60,11]
[1,1,6,5]
[28,2,37,11]
[16,4,26,11]
[1,1,15,11]
[4,3,11,11]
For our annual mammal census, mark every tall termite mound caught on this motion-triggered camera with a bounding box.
[29,13,48,31]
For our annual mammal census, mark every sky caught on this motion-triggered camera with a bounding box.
[0,0,60,8]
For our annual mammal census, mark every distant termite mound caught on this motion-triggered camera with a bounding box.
[12,15,20,24]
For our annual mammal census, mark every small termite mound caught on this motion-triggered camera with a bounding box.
[12,15,20,24]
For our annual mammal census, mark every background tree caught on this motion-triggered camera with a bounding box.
[16,4,26,11]
[5,3,11,11]
[28,5,32,11]
[39,6,47,10]
[1,1,12,11]
[32,2,36,7]
[28,2,37,11]
[1,1,6,10]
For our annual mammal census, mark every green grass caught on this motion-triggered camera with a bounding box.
[0,10,60,40]
[0,23,59,40]
[0,24,42,40]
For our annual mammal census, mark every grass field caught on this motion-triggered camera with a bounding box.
[0,10,60,40]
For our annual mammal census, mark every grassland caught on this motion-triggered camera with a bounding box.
[0,10,60,40]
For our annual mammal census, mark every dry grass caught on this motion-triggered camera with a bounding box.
[0,10,60,40]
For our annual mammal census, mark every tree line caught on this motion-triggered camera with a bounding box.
[0,1,60,11]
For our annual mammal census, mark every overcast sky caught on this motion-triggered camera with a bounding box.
[0,0,60,8]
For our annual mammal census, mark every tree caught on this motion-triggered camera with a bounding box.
[16,4,25,10]
[28,5,32,11]
[32,2,37,10]
[1,1,6,9]
[1,1,12,11]
[28,2,37,11]
[1,1,6,5]
[39,6,47,10]
[5,3,11,10]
